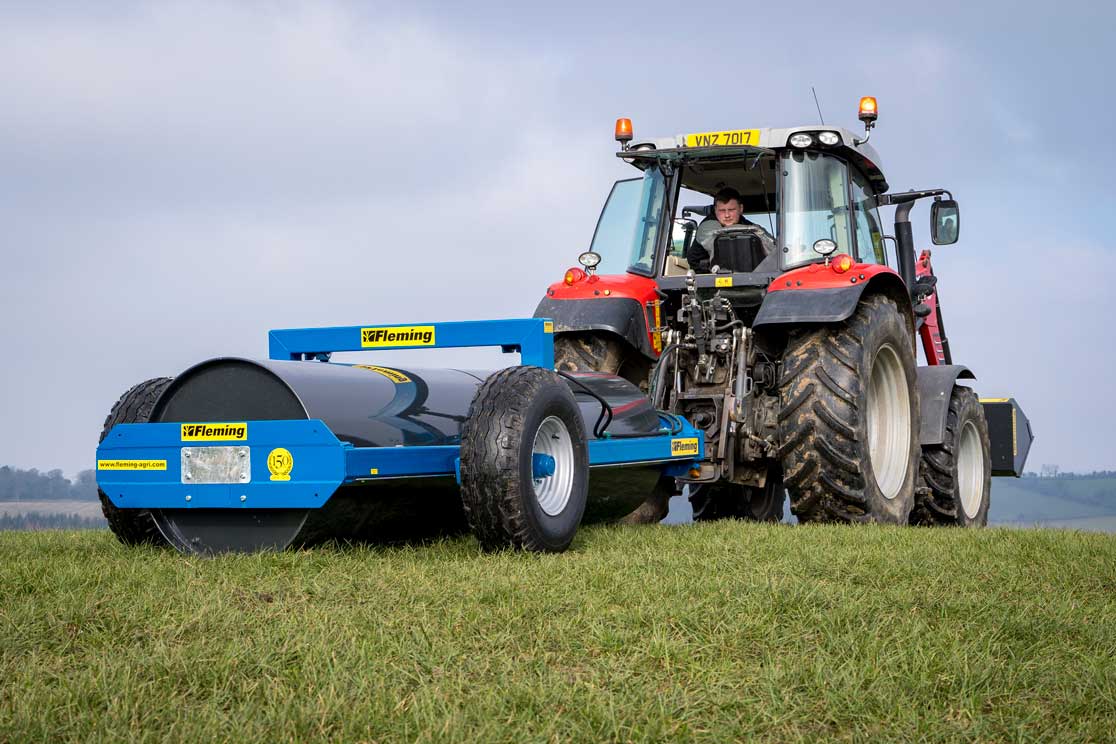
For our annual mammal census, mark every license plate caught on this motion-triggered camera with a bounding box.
[684,129,760,147]
[181,446,251,484]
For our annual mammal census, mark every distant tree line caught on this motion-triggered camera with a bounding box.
[0,466,99,502]
[0,512,105,530]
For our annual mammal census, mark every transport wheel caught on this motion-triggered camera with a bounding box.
[555,332,659,523]
[689,470,785,523]
[912,387,991,526]
[460,366,589,552]
[777,294,919,524]
[97,377,173,547]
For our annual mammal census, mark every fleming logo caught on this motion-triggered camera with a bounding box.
[181,423,248,441]
[267,448,293,482]
[360,326,435,348]
[670,438,700,457]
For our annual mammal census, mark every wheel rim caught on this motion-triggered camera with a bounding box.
[865,343,911,500]
[532,416,575,516]
[956,420,983,519]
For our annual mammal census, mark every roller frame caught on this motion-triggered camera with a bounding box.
[96,317,704,512]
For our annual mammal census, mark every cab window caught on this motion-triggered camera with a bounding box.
[588,166,667,275]
[780,151,853,268]
[850,167,886,265]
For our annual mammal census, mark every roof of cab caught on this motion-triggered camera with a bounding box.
[624,125,888,193]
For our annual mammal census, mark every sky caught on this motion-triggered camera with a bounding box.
[1,0,1113,476]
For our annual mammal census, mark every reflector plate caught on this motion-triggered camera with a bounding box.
[181,446,251,484]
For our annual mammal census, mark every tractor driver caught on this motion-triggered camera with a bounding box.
[684,187,773,272]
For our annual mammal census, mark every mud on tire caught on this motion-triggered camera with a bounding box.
[554,332,651,391]
[97,377,173,546]
[459,366,589,552]
[777,294,919,523]
[912,386,991,527]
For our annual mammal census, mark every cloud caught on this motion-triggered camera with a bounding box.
[0,3,617,474]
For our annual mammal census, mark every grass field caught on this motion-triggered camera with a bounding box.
[2,524,1115,743]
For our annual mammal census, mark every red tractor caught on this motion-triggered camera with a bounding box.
[535,99,1031,526]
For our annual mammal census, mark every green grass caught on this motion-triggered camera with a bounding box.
[2,524,1115,743]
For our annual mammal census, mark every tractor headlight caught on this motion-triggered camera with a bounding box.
[789,133,813,148]
[817,131,840,146]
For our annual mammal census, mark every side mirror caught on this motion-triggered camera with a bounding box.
[931,199,960,245]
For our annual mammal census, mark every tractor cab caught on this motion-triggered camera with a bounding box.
[537,98,966,383]
[588,124,891,290]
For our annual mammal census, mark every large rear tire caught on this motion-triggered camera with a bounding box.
[912,387,991,526]
[554,333,626,378]
[690,471,785,523]
[459,366,589,552]
[97,378,173,546]
[554,332,661,523]
[777,294,919,523]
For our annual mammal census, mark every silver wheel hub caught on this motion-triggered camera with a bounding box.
[865,343,911,500]
[956,420,983,519]
[531,416,575,516]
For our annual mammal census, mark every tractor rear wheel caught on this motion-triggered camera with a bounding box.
[554,332,660,523]
[97,377,173,547]
[689,471,785,523]
[555,333,625,377]
[912,387,991,526]
[459,366,589,552]
[777,294,919,523]
[555,332,651,391]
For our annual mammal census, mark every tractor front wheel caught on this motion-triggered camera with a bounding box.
[912,387,991,526]
[777,294,919,523]
[689,471,785,523]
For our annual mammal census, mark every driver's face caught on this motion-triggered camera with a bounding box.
[714,199,743,227]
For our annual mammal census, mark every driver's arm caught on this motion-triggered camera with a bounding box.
[685,239,711,273]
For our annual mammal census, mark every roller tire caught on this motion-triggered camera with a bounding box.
[459,366,589,552]
[912,387,991,527]
[777,294,919,524]
[689,474,785,523]
[97,377,173,547]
